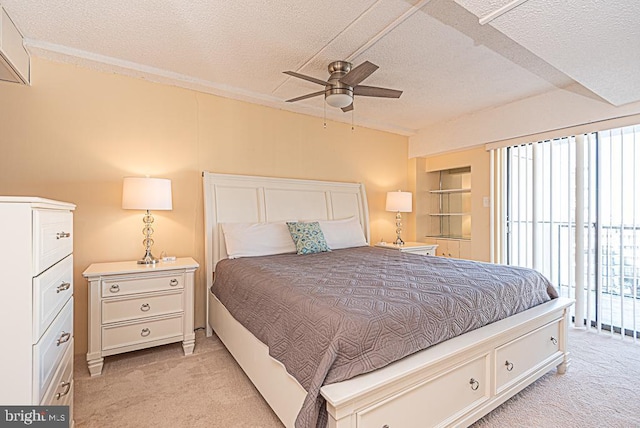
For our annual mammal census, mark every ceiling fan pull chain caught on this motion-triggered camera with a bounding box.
[351,108,354,132]
[323,101,327,129]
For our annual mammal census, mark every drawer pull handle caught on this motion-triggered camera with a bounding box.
[169,279,179,286]
[56,231,71,239]
[505,360,514,371]
[110,284,120,293]
[56,282,71,293]
[382,425,390,428]
[57,332,71,346]
[55,381,71,400]
[469,378,480,391]
[141,328,151,337]
[550,336,558,345]
[141,303,151,312]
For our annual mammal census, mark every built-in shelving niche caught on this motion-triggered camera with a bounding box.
[427,166,471,240]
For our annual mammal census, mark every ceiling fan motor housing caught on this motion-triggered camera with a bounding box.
[325,61,354,106]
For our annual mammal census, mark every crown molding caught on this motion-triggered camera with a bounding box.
[24,39,416,137]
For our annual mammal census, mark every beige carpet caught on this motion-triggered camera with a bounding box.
[74,328,640,427]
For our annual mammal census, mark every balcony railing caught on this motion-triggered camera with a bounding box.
[507,221,640,336]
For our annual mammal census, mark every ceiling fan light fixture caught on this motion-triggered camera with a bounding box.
[284,60,401,112]
[325,92,353,108]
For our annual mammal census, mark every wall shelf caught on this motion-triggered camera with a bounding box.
[429,213,470,216]
[428,188,471,194]
[428,166,471,241]
[425,234,471,241]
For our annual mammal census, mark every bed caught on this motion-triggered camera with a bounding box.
[203,172,574,428]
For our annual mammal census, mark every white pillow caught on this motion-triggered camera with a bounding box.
[317,217,367,250]
[221,222,296,259]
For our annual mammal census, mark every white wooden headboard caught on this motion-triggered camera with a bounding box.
[203,172,370,286]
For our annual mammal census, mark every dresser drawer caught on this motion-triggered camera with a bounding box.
[33,297,73,402]
[33,210,73,276]
[102,315,183,352]
[357,354,489,428]
[33,255,73,342]
[495,320,561,393]
[101,273,184,298]
[40,339,73,406]
[102,291,184,324]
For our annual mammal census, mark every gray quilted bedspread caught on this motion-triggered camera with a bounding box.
[211,246,558,428]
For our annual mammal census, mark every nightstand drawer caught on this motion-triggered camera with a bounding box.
[102,315,183,352]
[33,297,73,403]
[33,255,73,342]
[32,209,73,276]
[102,292,184,324]
[404,247,436,256]
[101,273,184,297]
[375,242,438,256]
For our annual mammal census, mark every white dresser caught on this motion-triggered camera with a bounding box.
[83,258,198,376]
[0,197,75,417]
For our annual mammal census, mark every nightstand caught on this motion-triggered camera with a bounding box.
[83,257,199,376]
[375,241,438,256]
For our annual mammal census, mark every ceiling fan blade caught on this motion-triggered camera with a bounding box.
[339,61,379,87]
[354,85,403,98]
[283,71,328,86]
[341,103,354,112]
[285,90,325,103]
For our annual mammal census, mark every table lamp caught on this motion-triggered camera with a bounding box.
[122,177,172,264]
[386,190,412,245]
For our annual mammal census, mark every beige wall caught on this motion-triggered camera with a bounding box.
[0,57,410,355]
[417,146,491,262]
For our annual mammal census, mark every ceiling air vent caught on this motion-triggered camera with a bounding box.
[0,5,30,85]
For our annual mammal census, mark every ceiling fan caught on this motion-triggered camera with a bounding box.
[283,61,402,112]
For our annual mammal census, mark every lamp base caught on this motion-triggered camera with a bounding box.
[138,210,158,265]
[394,211,405,246]
[137,250,158,265]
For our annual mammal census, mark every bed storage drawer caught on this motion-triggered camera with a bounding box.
[32,209,73,276]
[102,291,184,324]
[32,297,73,402]
[101,273,184,297]
[495,319,561,393]
[102,314,183,353]
[356,354,489,428]
[33,255,73,341]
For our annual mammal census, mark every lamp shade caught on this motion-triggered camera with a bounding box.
[386,191,412,213]
[122,177,172,210]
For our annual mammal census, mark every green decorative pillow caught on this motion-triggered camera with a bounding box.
[286,221,331,255]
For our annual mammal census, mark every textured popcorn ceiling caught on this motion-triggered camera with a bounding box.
[456,0,640,107]
[1,0,637,135]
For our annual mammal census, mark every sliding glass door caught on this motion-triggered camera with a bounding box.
[503,124,640,338]
[597,127,640,336]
